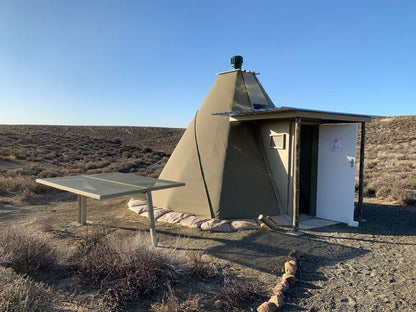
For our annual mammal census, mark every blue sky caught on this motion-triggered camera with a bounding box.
[0,0,415,128]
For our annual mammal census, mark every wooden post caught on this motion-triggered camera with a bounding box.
[292,117,301,232]
[146,191,158,247]
[77,195,87,225]
[357,122,366,221]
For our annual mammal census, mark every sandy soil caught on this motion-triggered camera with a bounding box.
[0,194,415,311]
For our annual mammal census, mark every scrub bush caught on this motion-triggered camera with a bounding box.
[151,283,202,312]
[0,267,53,312]
[214,277,268,311]
[73,233,190,310]
[0,229,56,274]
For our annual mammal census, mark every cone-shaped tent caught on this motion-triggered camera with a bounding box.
[153,69,280,219]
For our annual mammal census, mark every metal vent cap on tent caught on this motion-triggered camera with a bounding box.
[231,55,243,69]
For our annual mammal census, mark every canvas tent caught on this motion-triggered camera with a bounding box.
[153,58,371,226]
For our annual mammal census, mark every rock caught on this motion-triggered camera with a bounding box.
[273,279,289,294]
[269,293,285,308]
[257,302,278,312]
[282,272,297,285]
[284,259,297,275]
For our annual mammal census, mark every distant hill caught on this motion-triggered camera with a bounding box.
[360,115,416,206]
[0,116,415,206]
[0,125,184,154]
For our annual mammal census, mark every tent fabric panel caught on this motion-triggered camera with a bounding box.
[195,71,243,217]
[154,71,241,217]
[153,115,211,216]
[217,122,279,219]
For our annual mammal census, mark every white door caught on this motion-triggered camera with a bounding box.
[316,124,357,225]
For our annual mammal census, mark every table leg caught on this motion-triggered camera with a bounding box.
[146,191,157,247]
[77,195,87,225]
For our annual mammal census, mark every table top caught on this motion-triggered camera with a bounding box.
[36,172,185,200]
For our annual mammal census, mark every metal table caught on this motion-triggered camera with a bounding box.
[36,172,185,247]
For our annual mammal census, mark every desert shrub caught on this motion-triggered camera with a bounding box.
[138,164,166,178]
[214,277,267,311]
[117,161,140,173]
[364,160,378,170]
[0,155,16,162]
[0,176,48,200]
[60,168,75,176]
[73,233,190,309]
[0,267,53,312]
[122,151,131,158]
[71,162,87,171]
[79,225,111,247]
[85,161,111,171]
[111,138,122,144]
[188,252,219,280]
[43,151,57,160]
[38,169,60,178]
[18,164,44,176]
[40,220,54,233]
[402,193,416,206]
[0,176,28,193]
[151,283,202,312]
[366,174,416,205]
[0,229,56,274]
[390,188,416,206]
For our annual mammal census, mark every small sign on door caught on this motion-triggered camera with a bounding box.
[331,138,343,152]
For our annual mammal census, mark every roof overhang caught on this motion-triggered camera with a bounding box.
[212,106,372,123]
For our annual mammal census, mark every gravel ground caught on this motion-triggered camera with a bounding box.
[285,200,416,312]
[0,195,415,311]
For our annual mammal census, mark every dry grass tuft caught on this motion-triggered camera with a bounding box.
[151,282,203,312]
[188,252,219,280]
[0,229,56,274]
[0,175,47,200]
[79,225,112,247]
[73,233,190,310]
[0,267,53,312]
[214,277,268,311]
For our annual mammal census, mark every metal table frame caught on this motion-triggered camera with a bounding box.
[36,173,185,247]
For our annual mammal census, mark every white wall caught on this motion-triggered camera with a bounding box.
[259,120,292,215]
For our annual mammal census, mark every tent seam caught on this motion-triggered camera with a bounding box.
[194,111,215,218]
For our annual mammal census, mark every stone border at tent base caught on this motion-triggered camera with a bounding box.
[127,198,288,232]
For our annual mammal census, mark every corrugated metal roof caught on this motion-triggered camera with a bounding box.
[212,106,372,122]
[212,107,281,116]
